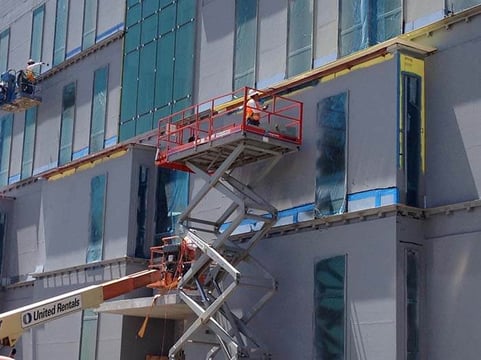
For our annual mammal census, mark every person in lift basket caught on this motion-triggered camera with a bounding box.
[246,89,268,126]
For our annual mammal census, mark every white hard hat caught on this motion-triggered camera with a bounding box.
[248,89,260,97]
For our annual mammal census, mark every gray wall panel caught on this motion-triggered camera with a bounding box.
[424,17,481,206]
[425,215,481,360]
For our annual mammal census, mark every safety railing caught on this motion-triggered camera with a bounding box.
[156,87,303,166]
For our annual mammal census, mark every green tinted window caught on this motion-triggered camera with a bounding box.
[141,13,157,44]
[137,42,156,116]
[53,0,69,65]
[120,51,139,123]
[86,174,106,262]
[59,82,76,166]
[79,309,98,360]
[314,255,346,359]
[126,2,141,27]
[0,29,9,73]
[155,31,174,109]
[0,114,13,186]
[234,0,257,90]
[143,0,159,17]
[82,0,97,50]
[121,0,195,140]
[90,66,108,153]
[31,5,45,64]
[287,0,313,77]
[21,107,37,179]
[173,21,195,101]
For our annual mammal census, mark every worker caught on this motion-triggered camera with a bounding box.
[17,59,45,94]
[245,89,268,126]
[25,59,45,83]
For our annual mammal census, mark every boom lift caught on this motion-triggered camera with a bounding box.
[0,269,161,350]
[0,69,42,112]
[155,87,303,359]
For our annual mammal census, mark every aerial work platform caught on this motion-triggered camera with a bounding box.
[154,88,303,359]
[0,69,41,112]
[155,87,303,173]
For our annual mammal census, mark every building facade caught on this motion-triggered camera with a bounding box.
[0,0,480,359]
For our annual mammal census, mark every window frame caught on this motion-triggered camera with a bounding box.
[59,82,76,166]
[82,0,98,51]
[21,107,38,180]
[53,0,70,66]
[0,114,13,186]
[0,29,10,73]
[89,65,109,153]
[314,255,347,359]
[30,4,45,65]
[286,0,314,78]
[233,0,258,90]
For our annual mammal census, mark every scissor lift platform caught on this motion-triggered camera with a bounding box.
[155,87,303,173]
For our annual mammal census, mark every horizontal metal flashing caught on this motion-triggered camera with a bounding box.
[403,4,481,40]
[37,30,124,82]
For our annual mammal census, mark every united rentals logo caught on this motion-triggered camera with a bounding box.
[21,295,82,329]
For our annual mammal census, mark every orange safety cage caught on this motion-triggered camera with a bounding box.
[155,87,303,172]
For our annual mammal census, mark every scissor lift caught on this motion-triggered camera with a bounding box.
[156,87,303,359]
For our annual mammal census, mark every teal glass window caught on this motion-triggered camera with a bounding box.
[406,249,420,360]
[154,168,188,244]
[86,174,106,263]
[287,0,313,77]
[31,5,45,65]
[0,29,9,73]
[21,107,37,180]
[315,93,347,216]
[90,66,108,153]
[53,0,69,66]
[82,0,98,50]
[59,82,76,166]
[120,0,196,141]
[79,309,99,360]
[135,166,149,257]
[339,0,402,57]
[314,255,346,359]
[233,0,257,90]
[0,114,13,186]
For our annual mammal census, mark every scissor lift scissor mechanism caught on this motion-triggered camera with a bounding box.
[154,88,303,359]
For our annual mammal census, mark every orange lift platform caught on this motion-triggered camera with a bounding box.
[154,87,303,359]
[155,87,303,174]
[0,69,41,113]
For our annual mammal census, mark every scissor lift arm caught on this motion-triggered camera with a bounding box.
[0,269,161,347]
